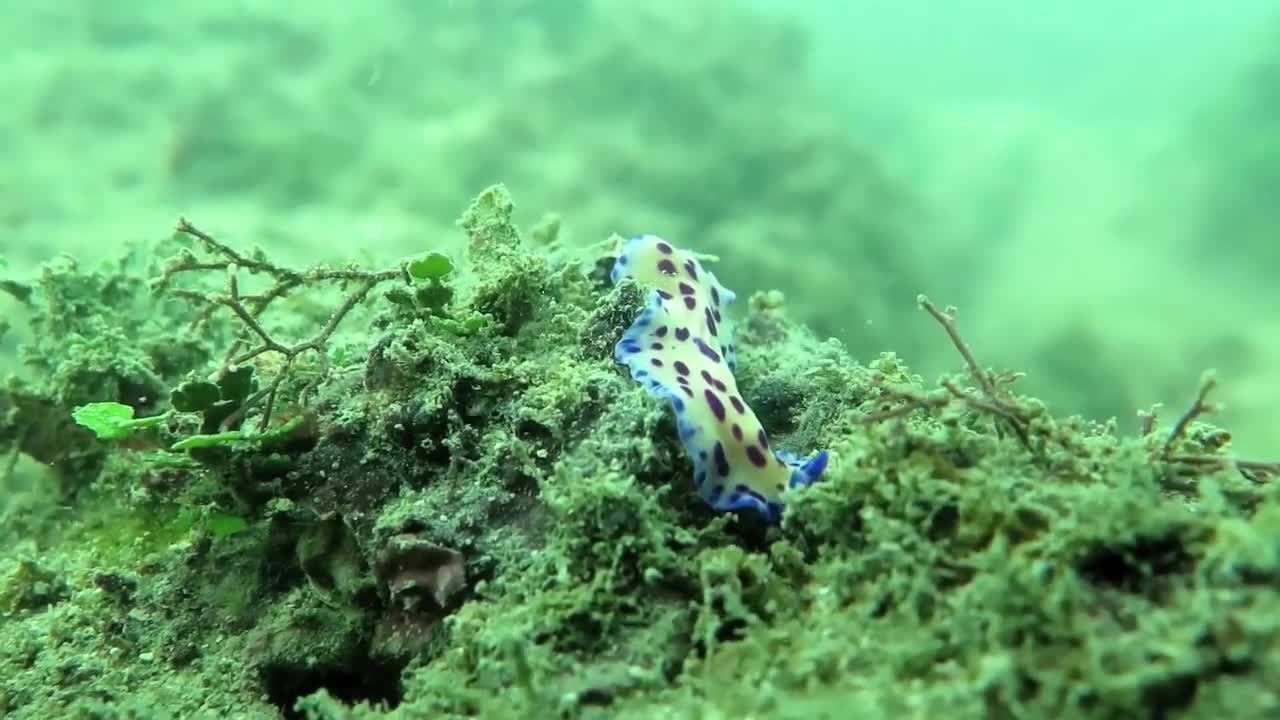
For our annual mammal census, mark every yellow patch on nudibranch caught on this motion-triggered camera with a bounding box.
[611,234,828,522]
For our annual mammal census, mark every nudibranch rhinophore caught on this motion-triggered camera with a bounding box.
[611,234,828,523]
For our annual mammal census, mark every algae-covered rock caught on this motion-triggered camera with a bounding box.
[2,184,1276,719]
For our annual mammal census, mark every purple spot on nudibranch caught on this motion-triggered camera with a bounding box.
[694,338,721,363]
[713,309,722,322]
[680,385,694,397]
[655,325,669,337]
[658,259,677,275]
[650,358,663,368]
[674,360,690,376]
[713,442,731,476]
[704,389,726,421]
[657,241,673,254]
[679,282,695,295]
[684,259,698,280]
[746,445,768,468]
[757,429,769,449]
[651,342,664,350]
[730,396,745,414]
[675,327,690,341]
[676,375,690,386]
[732,424,743,441]
[711,286,721,305]
[699,371,726,392]
[658,289,673,300]
[683,296,696,311]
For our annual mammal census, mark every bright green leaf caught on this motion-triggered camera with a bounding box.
[174,507,199,534]
[170,430,245,451]
[406,251,455,282]
[206,512,249,538]
[72,402,167,440]
[72,402,137,440]
[171,415,305,452]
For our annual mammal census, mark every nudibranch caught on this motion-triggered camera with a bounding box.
[611,234,829,522]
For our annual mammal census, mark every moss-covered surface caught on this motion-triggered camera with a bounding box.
[2,185,1278,719]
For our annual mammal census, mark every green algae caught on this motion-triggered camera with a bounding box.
[0,185,1276,720]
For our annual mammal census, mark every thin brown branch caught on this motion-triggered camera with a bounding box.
[1154,372,1277,486]
[156,218,405,430]
[917,295,997,397]
[855,387,949,424]
[1162,371,1219,456]
[1137,404,1161,437]
[916,295,1033,451]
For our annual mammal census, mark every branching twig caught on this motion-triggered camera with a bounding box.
[855,386,949,424]
[1155,371,1277,484]
[917,295,997,397]
[157,218,403,431]
[1137,404,1162,437]
[916,295,1033,450]
[856,296,1277,489]
[856,298,1036,451]
[1161,371,1219,456]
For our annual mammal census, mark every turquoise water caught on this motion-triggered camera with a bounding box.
[3,1,1274,451]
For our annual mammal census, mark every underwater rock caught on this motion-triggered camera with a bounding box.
[371,533,467,662]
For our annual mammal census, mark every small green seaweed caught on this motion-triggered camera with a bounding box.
[206,511,250,538]
[170,414,305,451]
[170,365,258,433]
[71,401,167,441]
[406,251,455,282]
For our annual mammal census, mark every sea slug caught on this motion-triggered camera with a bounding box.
[611,235,828,522]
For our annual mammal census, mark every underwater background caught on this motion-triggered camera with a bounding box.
[1,1,1278,718]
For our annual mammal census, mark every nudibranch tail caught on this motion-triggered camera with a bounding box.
[611,234,828,523]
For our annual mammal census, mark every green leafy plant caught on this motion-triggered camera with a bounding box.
[388,250,456,316]
[406,251,454,282]
[206,511,250,538]
[153,218,403,432]
[71,402,167,441]
[169,365,258,433]
[69,364,304,452]
[169,414,304,451]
